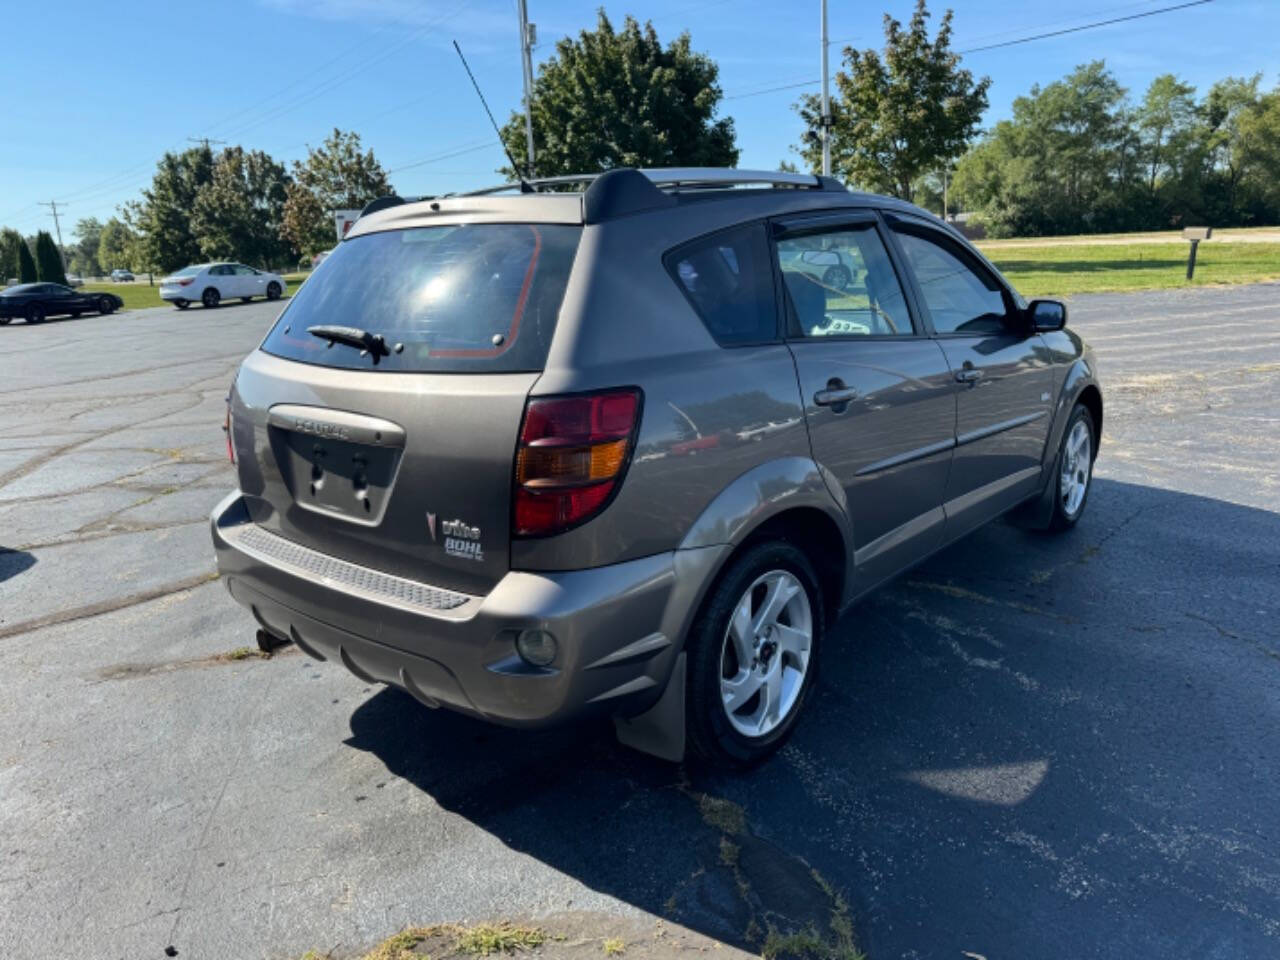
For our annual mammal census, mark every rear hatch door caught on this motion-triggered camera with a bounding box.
[232,220,582,596]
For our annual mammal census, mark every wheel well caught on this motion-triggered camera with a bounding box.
[740,507,847,621]
[1077,385,1103,455]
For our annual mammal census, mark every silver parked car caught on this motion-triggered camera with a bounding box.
[211,169,1102,767]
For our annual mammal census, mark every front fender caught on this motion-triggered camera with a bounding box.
[1042,354,1101,470]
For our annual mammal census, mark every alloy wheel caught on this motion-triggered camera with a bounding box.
[1060,419,1092,518]
[719,569,813,739]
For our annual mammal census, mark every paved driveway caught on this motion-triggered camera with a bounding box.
[1,286,1277,959]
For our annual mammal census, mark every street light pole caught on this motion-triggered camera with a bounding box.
[517,0,537,179]
[820,0,831,177]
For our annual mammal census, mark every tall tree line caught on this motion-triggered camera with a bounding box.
[949,64,1280,237]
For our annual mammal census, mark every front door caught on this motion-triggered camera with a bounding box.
[775,213,957,594]
[886,215,1055,538]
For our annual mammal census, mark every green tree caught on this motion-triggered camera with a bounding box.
[16,235,37,282]
[1137,74,1198,196]
[34,230,67,285]
[498,11,738,177]
[0,229,25,283]
[952,62,1133,236]
[796,0,988,199]
[97,218,136,272]
[280,129,391,259]
[192,146,291,267]
[72,217,104,278]
[124,144,215,274]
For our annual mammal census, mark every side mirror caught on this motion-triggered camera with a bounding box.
[1027,299,1067,332]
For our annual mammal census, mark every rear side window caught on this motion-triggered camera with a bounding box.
[262,223,581,373]
[666,222,779,346]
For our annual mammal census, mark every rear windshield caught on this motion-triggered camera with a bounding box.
[171,266,203,277]
[261,223,581,373]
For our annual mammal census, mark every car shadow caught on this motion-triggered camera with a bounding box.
[344,479,1280,958]
[0,548,36,583]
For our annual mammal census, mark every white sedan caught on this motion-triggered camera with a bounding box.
[159,263,285,310]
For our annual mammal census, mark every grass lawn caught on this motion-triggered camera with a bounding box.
[981,241,1280,298]
[82,274,307,312]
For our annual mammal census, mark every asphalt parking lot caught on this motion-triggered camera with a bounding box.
[2,286,1278,959]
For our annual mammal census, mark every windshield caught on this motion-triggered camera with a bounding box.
[261,223,581,373]
[1,284,38,296]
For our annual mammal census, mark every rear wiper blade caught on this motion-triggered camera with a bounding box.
[307,324,390,358]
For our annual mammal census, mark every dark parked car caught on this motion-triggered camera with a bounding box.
[0,283,123,325]
[211,168,1102,767]
[111,269,135,282]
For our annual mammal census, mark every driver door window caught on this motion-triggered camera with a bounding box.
[777,223,913,338]
[891,228,1010,335]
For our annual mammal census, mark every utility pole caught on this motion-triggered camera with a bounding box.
[820,0,831,177]
[38,200,68,268]
[517,0,536,178]
[186,136,227,151]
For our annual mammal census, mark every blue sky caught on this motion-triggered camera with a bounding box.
[1,0,1274,239]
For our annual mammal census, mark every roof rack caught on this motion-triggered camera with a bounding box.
[452,167,846,224]
[461,167,845,198]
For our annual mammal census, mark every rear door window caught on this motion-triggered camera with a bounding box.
[261,223,582,373]
[777,222,914,337]
[665,222,779,346]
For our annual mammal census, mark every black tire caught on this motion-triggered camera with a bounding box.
[1048,403,1096,531]
[266,281,281,300]
[174,299,189,310]
[686,539,824,769]
[822,264,852,289]
[98,296,115,315]
[202,287,221,309]
[26,304,45,324]
[0,316,11,325]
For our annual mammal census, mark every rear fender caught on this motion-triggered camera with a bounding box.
[615,457,851,761]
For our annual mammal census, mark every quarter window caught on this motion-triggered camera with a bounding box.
[892,228,1009,335]
[666,223,779,346]
[777,223,913,337]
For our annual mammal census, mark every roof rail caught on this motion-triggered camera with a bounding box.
[460,167,845,199]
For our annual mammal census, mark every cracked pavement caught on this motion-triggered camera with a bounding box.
[1,285,1278,959]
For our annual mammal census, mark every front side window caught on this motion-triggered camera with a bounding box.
[234,265,256,275]
[666,222,779,346]
[892,227,1010,335]
[777,222,913,337]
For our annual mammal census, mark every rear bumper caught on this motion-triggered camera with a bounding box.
[211,492,725,727]
[159,286,191,301]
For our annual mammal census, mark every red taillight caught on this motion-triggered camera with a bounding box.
[223,396,235,464]
[178,278,193,287]
[513,389,641,536]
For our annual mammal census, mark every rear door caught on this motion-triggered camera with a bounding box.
[233,264,262,297]
[232,221,582,596]
[775,212,956,592]
[885,214,1055,537]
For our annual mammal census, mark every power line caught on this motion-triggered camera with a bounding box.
[723,0,1214,102]
[960,0,1213,53]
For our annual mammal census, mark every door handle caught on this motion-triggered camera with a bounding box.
[814,384,859,406]
[955,368,984,384]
